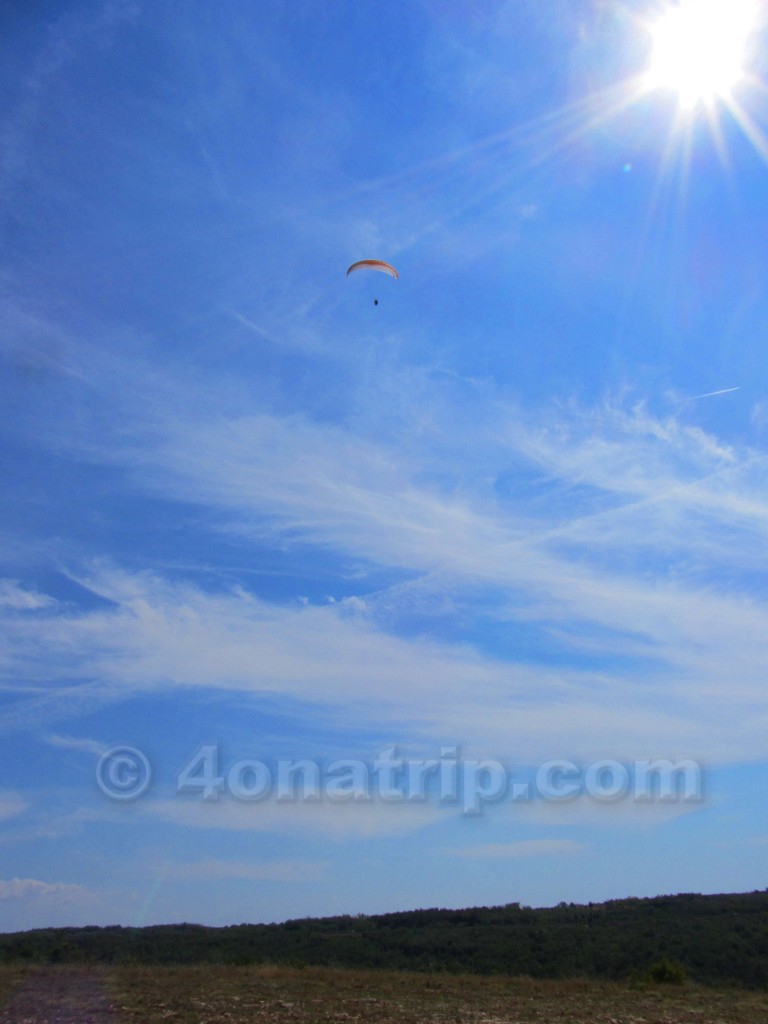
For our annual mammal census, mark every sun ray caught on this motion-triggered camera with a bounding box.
[623,0,768,241]
[721,93,768,161]
[325,0,766,264]
[702,103,734,173]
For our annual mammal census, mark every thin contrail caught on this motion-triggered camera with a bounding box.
[689,386,740,400]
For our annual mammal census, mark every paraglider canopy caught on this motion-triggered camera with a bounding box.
[346,259,399,279]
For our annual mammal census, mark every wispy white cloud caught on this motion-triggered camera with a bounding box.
[3,0,767,926]
[144,794,442,840]
[495,793,704,831]
[0,558,759,761]
[0,1,140,203]
[0,877,86,901]
[46,733,108,756]
[0,876,112,931]
[454,839,584,859]
[0,791,27,822]
[171,858,326,883]
[0,580,56,611]
[3,352,768,762]
[2,270,768,763]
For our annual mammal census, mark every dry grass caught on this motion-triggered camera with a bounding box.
[99,963,768,1024]
[0,965,27,1006]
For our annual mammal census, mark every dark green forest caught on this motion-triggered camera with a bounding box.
[2,890,767,988]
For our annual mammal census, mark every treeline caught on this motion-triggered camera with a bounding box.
[2,890,768,988]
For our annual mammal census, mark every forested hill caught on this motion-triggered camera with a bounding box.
[2,890,768,988]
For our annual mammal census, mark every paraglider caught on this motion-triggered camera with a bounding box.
[345,259,399,279]
[346,259,398,307]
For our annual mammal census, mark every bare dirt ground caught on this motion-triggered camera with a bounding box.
[0,967,123,1023]
[2,964,768,1024]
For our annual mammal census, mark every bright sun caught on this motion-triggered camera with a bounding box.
[646,0,759,109]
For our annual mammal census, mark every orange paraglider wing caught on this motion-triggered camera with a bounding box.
[346,259,399,280]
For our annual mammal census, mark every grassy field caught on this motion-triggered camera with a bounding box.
[0,966,25,1007]
[2,964,768,1023]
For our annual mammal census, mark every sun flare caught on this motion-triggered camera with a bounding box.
[646,0,758,109]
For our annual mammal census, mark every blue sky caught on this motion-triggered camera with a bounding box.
[2,0,768,932]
